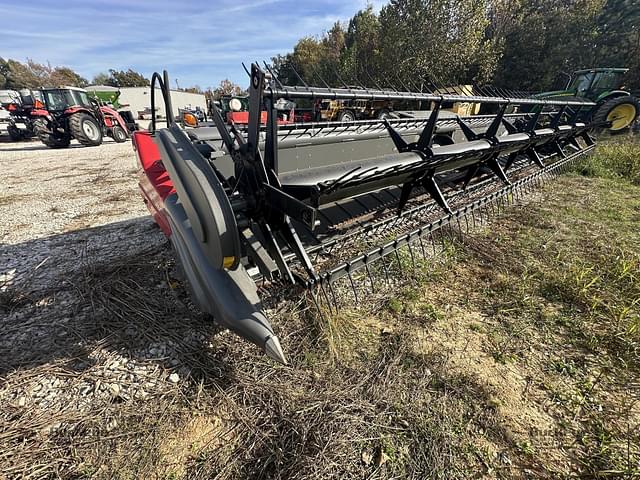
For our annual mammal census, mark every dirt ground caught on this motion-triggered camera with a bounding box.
[1,137,638,479]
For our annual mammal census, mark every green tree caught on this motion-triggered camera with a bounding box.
[106,68,150,87]
[91,72,111,85]
[0,58,10,88]
[0,58,88,89]
[378,0,497,90]
[342,6,381,86]
[213,79,243,98]
[49,67,87,87]
[490,0,606,90]
[4,59,44,88]
[593,0,640,88]
[273,22,347,87]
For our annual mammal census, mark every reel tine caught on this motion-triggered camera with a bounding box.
[418,234,427,258]
[327,280,340,311]
[407,241,416,268]
[289,62,309,87]
[347,271,359,303]
[310,287,326,320]
[364,262,376,293]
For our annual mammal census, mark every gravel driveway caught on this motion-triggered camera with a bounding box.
[0,138,213,476]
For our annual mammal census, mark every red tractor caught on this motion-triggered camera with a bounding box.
[31,87,130,148]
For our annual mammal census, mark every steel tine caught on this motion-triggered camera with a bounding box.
[427,73,444,92]
[241,62,251,78]
[332,66,351,89]
[364,67,384,92]
[327,279,340,310]
[289,63,309,87]
[418,234,427,258]
[407,241,416,268]
[394,247,403,271]
[456,215,463,235]
[364,262,376,293]
[310,64,331,89]
[319,283,334,316]
[310,288,327,320]
[350,70,367,90]
[263,62,285,89]
[405,74,423,93]
[381,255,391,282]
[347,271,359,303]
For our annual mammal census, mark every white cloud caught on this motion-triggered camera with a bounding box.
[0,0,389,87]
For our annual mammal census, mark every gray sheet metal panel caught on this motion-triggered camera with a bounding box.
[210,127,423,178]
[206,114,514,178]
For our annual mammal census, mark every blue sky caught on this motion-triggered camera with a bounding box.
[0,0,384,89]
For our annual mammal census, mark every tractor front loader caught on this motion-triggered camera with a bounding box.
[132,65,597,363]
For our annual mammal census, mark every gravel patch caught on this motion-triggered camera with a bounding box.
[0,138,212,474]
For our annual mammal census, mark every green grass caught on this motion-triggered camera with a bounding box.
[576,135,640,184]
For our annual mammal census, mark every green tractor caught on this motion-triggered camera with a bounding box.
[538,67,639,132]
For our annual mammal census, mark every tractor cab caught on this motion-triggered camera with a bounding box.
[566,68,629,102]
[40,87,95,112]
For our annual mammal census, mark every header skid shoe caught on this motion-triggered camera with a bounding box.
[132,65,597,363]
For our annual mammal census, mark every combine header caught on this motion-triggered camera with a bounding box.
[132,64,597,364]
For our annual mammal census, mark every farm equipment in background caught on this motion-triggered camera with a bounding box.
[201,94,295,128]
[85,85,139,133]
[178,106,207,128]
[32,87,132,148]
[434,85,482,117]
[0,90,22,139]
[0,89,42,141]
[536,67,639,132]
[132,65,597,363]
[317,98,395,121]
[205,94,251,124]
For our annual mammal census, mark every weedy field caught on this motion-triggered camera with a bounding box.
[1,137,639,479]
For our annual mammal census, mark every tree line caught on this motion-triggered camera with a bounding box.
[273,0,640,92]
[0,57,242,99]
[0,59,151,89]
[3,0,637,96]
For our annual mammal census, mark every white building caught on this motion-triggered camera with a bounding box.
[118,86,207,120]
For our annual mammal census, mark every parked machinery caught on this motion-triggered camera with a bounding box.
[1,89,43,141]
[132,65,597,363]
[317,98,395,121]
[85,85,140,134]
[536,67,640,132]
[32,87,131,148]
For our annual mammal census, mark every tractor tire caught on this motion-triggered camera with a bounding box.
[69,112,103,146]
[7,124,24,142]
[33,119,71,149]
[338,110,356,122]
[111,125,128,143]
[592,96,640,133]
